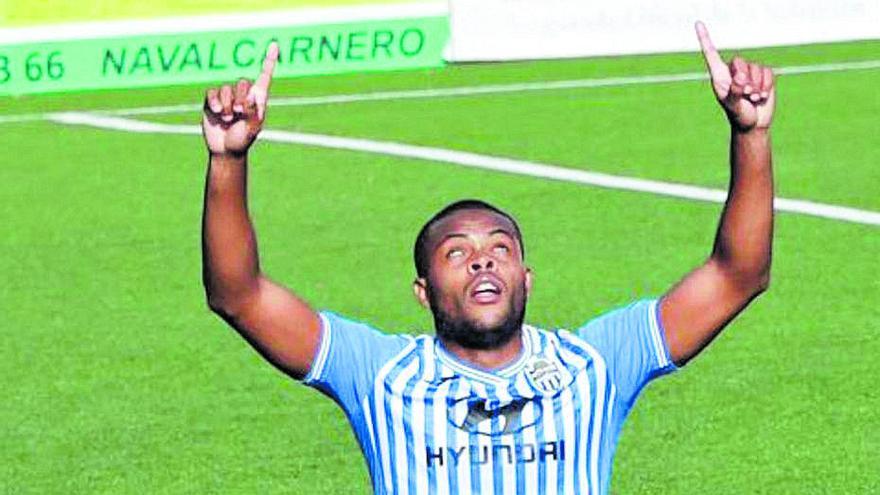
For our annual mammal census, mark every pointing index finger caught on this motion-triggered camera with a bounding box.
[248,42,279,120]
[695,21,726,78]
[257,41,278,91]
[255,42,279,93]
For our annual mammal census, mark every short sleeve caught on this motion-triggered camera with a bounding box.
[576,299,676,407]
[303,311,411,415]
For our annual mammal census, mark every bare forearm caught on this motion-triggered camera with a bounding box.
[712,128,773,288]
[197,45,323,378]
[202,153,261,310]
[659,24,777,365]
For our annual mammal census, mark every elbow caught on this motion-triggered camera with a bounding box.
[714,258,771,298]
[204,288,239,319]
[756,270,771,294]
[203,279,222,314]
[743,268,771,299]
[205,295,228,316]
[752,258,772,294]
[205,292,231,318]
[204,282,255,320]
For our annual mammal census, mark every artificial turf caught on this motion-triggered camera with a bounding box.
[1,40,878,494]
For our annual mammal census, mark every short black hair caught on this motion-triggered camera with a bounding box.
[413,199,524,278]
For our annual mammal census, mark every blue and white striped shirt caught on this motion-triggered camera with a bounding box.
[303,299,676,495]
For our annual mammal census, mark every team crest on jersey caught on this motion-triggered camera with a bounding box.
[525,356,564,394]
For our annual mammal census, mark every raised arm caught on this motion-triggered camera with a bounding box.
[201,43,321,379]
[659,23,775,365]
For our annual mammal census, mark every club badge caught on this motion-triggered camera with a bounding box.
[524,356,565,394]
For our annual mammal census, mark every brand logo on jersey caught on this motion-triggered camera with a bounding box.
[459,399,535,435]
[426,440,565,467]
[525,356,564,394]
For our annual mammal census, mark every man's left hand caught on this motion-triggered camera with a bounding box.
[696,21,775,132]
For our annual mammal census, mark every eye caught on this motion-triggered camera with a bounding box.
[447,248,465,260]
[493,244,510,255]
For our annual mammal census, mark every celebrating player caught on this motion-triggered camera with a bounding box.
[201,22,774,494]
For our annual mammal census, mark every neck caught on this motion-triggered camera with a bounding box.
[440,330,524,371]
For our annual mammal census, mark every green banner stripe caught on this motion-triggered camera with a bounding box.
[0,16,448,95]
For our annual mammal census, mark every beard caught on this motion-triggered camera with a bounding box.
[427,281,527,350]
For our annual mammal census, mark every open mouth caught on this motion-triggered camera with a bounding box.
[469,276,504,304]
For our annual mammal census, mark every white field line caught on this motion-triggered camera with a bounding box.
[2,58,879,125]
[48,112,880,227]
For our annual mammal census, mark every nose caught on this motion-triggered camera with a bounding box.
[469,257,495,274]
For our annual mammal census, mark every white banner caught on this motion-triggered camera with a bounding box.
[447,0,880,61]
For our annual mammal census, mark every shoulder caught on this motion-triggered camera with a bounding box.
[319,311,415,345]
[525,323,608,369]
[581,299,658,330]
[304,311,417,384]
[575,299,662,347]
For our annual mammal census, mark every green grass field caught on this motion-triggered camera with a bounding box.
[2,39,879,494]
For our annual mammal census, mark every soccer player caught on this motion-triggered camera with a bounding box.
[201,23,774,495]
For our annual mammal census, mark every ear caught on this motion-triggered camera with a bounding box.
[525,267,534,297]
[413,277,431,309]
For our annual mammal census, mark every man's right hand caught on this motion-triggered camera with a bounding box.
[202,42,279,157]
[201,40,322,380]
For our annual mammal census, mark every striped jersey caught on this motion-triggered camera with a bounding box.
[303,299,676,495]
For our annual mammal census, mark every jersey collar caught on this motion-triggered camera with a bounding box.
[434,326,535,384]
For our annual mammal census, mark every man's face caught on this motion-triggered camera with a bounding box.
[414,209,532,349]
